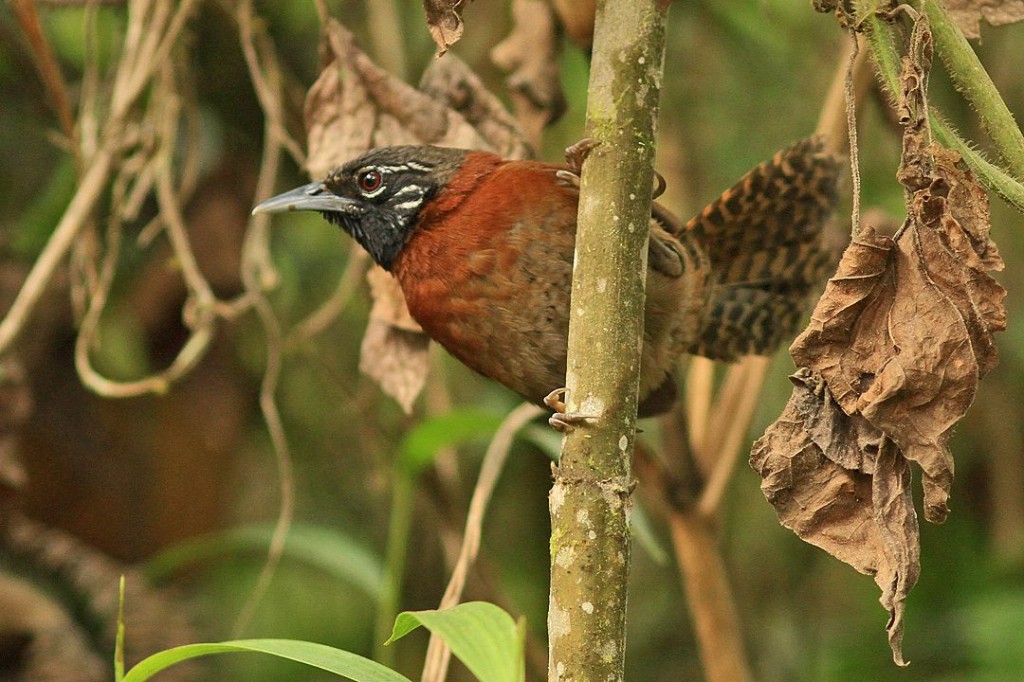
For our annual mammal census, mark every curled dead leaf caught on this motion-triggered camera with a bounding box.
[422,0,467,56]
[944,0,1024,39]
[366,267,421,335]
[552,0,596,49]
[360,268,428,414]
[305,19,518,178]
[753,10,1005,664]
[359,319,430,415]
[791,185,1005,527]
[491,0,566,151]
[419,54,532,160]
[750,368,919,665]
[756,127,1005,672]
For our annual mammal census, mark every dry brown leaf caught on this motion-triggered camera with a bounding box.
[552,0,596,49]
[359,320,430,415]
[305,19,516,178]
[776,154,1005,664]
[944,0,1024,38]
[419,54,532,160]
[305,19,528,412]
[365,267,421,334]
[360,266,428,415]
[752,10,1006,665]
[422,0,467,56]
[750,369,918,665]
[491,0,566,151]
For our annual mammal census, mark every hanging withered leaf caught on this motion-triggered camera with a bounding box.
[360,268,430,415]
[491,0,567,151]
[422,0,468,56]
[552,0,596,49]
[304,19,528,412]
[943,0,1024,39]
[418,53,532,160]
[750,368,919,665]
[751,10,1006,666]
[305,19,526,178]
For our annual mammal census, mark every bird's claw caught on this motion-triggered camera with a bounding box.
[544,387,569,413]
[559,140,666,201]
[555,169,581,189]
[652,170,667,200]
[544,387,595,433]
[564,138,601,175]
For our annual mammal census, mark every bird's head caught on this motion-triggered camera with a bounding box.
[253,145,468,270]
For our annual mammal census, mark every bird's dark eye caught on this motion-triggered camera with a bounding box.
[358,170,383,194]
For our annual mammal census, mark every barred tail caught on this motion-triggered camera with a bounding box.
[683,136,841,360]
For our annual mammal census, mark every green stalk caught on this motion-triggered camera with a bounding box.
[374,472,415,666]
[933,120,1024,210]
[922,0,1024,177]
[547,0,668,679]
[859,1,1024,212]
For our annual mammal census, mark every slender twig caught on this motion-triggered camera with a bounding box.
[231,123,294,636]
[421,403,544,682]
[845,32,864,238]
[75,58,219,397]
[0,0,201,361]
[236,0,306,167]
[632,447,751,682]
[0,147,113,357]
[230,11,300,626]
[697,357,770,517]
[667,511,752,682]
[684,358,714,458]
[313,0,328,24]
[112,0,198,122]
[365,0,408,81]
[694,360,754,476]
[79,1,101,160]
[10,0,78,157]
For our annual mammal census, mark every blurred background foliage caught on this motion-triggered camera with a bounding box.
[0,0,1022,680]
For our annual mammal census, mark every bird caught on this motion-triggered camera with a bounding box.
[253,136,839,418]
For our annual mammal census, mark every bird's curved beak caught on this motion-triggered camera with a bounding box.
[251,181,357,216]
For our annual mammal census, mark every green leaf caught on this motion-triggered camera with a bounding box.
[144,524,383,600]
[115,576,126,682]
[385,602,524,682]
[121,639,412,682]
[399,410,506,475]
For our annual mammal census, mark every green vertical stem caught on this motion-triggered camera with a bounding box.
[921,0,1024,178]
[858,1,1024,212]
[374,472,415,666]
[547,0,668,680]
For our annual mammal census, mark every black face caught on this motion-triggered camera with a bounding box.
[318,145,468,270]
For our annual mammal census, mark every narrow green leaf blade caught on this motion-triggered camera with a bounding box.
[144,523,384,600]
[121,639,412,682]
[399,410,506,475]
[114,576,126,682]
[385,602,523,682]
